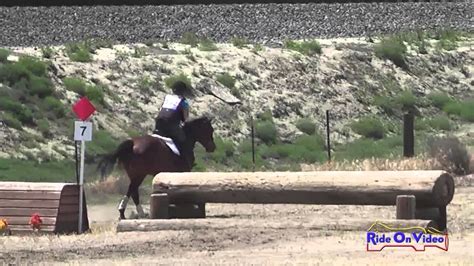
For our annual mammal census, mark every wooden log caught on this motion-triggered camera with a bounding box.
[396,195,416,219]
[150,193,169,219]
[152,171,455,207]
[116,218,440,233]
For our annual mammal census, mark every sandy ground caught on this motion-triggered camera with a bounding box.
[1,186,473,265]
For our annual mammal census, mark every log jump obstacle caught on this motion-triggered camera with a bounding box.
[147,170,454,230]
[0,182,89,234]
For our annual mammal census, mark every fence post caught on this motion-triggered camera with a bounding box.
[326,110,331,162]
[403,111,415,157]
[250,115,255,171]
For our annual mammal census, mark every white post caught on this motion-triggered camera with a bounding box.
[78,139,85,233]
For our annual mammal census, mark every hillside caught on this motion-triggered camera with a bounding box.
[0,30,473,181]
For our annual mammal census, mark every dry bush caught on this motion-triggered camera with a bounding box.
[427,136,471,175]
[86,174,129,195]
[301,155,442,171]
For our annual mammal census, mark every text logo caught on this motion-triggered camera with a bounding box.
[366,221,448,251]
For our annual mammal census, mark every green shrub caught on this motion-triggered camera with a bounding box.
[0,63,31,86]
[428,115,451,131]
[334,137,401,161]
[37,118,51,137]
[0,49,10,63]
[256,110,273,122]
[375,37,407,69]
[216,73,235,89]
[29,76,54,98]
[231,37,248,48]
[43,96,65,118]
[255,120,278,145]
[17,56,48,77]
[164,73,192,89]
[199,38,218,51]
[1,113,22,130]
[350,116,385,139]
[181,32,199,47]
[252,44,264,54]
[132,47,147,58]
[295,118,316,135]
[395,90,417,110]
[0,98,33,124]
[443,101,462,116]
[460,100,474,122]
[86,85,105,105]
[374,95,397,115]
[414,118,430,131]
[0,97,24,113]
[209,137,235,164]
[434,29,460,51]
[86,130,119,159]
[65,43,93,62]
[63,77,87,95]
[294,134,325,151]
[284,39,321,56]
[428,92,453,109]
[41,47,54,59]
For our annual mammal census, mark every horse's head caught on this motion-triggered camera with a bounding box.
[184,116,216,152]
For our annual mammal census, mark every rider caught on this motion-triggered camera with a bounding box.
[154,80,193,169]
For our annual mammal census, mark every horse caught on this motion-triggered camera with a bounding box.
[97,116,216,220]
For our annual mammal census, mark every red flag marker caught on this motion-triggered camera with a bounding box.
[72,97,96,121]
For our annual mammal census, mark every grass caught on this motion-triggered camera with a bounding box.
[443,100,474,121]
[428,92,454,109]
[255,120,278,145]
[232,37,249,48]
[65,42,93,62]
[350,116,385,139]
[216,73,236,89]
[284,39,322,56]
[164,73,192,90]
[0,158,76,182]
[428,115,452,131]
[374,37,408,69]
[0,48,9,63]
[181,32,199,47]
[63,77,87,95]
[333,136,403,161]
[295,118,316,135]
[198,38,218,51]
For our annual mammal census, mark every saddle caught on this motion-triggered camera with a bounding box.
[150,134,181,156]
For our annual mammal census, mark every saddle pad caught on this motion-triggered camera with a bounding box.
[151,134,181,156]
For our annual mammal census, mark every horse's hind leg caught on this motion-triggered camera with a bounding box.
[130,176,147,218]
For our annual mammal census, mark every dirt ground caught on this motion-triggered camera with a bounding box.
[1,185,473,265]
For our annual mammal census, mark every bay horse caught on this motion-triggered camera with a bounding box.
[97,116,216,220]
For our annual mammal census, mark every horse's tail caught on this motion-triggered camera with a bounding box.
[96,139,134,181]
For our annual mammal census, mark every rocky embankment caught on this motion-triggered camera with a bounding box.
[0,3,472,47]
[0,34,473,161]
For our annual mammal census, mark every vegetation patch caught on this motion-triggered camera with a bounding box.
[216,73,236,89]
[374,37,408,69]
[181,32,199,47]
[295,118,316,135]
[0,48,10,63]
[231,37,249,48]
[65,42,93,62]
[428,115,452,131]
[284,39,322,56]
[350,116,385,139]
[164,73,192,90]
[0,158,76,182]
[199,38,218,51]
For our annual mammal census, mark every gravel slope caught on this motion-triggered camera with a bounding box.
[0,2,473,47]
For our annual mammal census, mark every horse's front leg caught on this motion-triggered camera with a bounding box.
[117,195,129,220]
